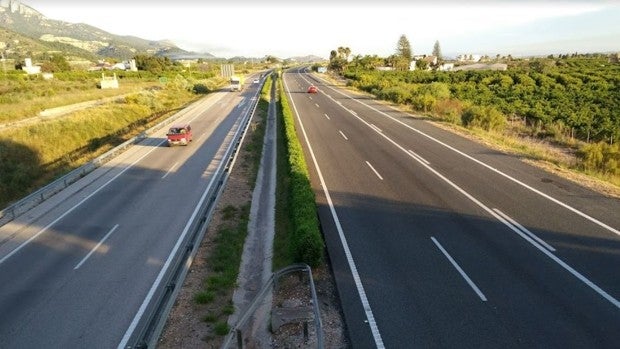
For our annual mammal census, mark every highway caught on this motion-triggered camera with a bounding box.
[283,68,620,348]
[0,82,261,348]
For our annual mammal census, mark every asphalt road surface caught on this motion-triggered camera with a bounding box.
[283,68,620,348]
[0,82,261,348]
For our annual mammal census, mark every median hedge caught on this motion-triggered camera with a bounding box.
[276,73,324,267]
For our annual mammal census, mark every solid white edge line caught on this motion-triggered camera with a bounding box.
[118,152,225,348]
[116,85,262,348]
[74,224,119,270]
[285,73,386,348]
[2,92,217,266]
[300,71,620,309]
[493,208,556,252]
[375,115,619,308]
[339,130,348,140]
[366,161,384,181]
[321,81,620,237]
[431,236,487,302]
[0,139,167,266]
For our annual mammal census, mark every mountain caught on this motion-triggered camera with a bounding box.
[0,0,196,60]
[289,55,326,63]
[0,26,98,61]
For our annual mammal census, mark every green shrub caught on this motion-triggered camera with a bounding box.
[222,303,235,315]
[214,321,230,336]
[277,75,324,267]
[461,105,506,131]
[376,86,411,104]
[194,290,215,304]
[411,93,437,113]
[203,313,217,323]
[579,142,620,175]
[433,98,464,124]
[192,83,210,94]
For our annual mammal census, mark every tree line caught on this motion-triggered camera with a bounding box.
[343,57,619,144]
[327,35,619,177]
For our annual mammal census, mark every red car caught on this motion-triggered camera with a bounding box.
[307,85,318,93]
[166,123,192,146]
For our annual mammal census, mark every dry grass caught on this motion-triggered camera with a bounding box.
[0,78,159,123]
[318,71,620,198]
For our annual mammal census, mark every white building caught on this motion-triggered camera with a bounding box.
[22,58,41,74]
[438,63,455,71]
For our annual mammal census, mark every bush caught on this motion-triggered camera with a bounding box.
[192,83,210,94]
[277,75,324,267]
[411,93,436,113]
[461,105,506,131]
[433,98,464,124]
[194,290,215,304]
[579,142,619,175]
[376,86,411,104]
[214,321,230,336]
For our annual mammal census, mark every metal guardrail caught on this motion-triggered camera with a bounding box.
[221,263,324,349]
[0,97,209,227]
[0,80,262,348]
[121,86,262,349]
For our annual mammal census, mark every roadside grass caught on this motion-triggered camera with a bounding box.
[197,202,250,312]
[0,77,160,123]
[433,119,620,194]
[320,72,620,196]
[191,75,269,339]
[0,87,202,209]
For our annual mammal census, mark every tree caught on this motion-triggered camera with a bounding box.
[357,55,384,70]
[395,34,412,71]
[133,54,173,74]
[328,46,351,74]
[416,59,429,71]
[432,40,443,62]
[338,46,351,60]
[264,55,280,64]
[40,55,71,72]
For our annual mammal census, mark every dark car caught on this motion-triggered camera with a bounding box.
[166,123,192,146]
[307,85,318,93]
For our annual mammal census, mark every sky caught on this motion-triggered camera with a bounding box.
[22,0,620,59]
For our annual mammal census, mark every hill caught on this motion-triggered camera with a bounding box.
[0,26,98,61]
[0,0,192,60]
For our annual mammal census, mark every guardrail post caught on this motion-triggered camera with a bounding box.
[236,329,243,349]
[303,321,309,341]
